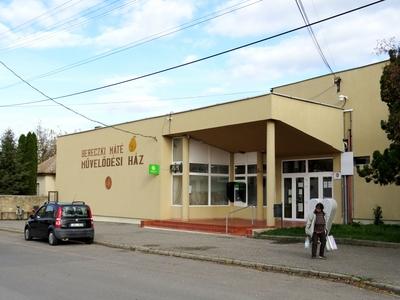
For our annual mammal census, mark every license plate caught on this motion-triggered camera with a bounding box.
[70,223,84,227]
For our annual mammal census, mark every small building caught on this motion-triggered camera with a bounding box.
[37,156,56,197]
[56,61,400,227]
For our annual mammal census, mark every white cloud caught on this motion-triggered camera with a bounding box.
[226,35,318,83]
[0,0,100,49]
[213,2,400,87]
[207,0,301,38]
[91,74,173,115]
[0,0,101,28]
[0,0,46,27]
[183,54,198,64]
[94,0,195,48]
[5,30,89,49]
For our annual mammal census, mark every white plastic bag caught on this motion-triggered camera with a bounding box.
[304,236,310,249]
[326,235,338,251]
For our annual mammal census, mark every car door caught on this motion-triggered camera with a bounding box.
[42,205,55,235]
[36,205,55,238]
[30,206,46,237]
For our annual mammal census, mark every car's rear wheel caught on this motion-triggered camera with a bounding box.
[84,238,94,244]
[48,231,58,246]
[24,227,32,241]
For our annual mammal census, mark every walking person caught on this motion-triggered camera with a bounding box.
[305,203,327,259]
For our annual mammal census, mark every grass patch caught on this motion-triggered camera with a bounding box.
[258,224,400,243]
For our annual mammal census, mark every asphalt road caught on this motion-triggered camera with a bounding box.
[0,231,396,300]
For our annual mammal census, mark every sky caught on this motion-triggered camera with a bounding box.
[0,0,398,137]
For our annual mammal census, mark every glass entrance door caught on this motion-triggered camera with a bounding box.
[283,177,305,219]
[295,178,305,219]
[283,178,292,218]
[282,159,334,221]
[284,175,332,220]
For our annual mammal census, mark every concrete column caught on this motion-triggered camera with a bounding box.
[256,152,264,220]
[181,136,189,221]
[266,120,276,227]
[229,153,235,182]
[229,152,235,208]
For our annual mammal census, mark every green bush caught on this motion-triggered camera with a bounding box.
[373,206,384,225]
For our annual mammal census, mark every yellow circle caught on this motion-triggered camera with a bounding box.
[129,137,137,152]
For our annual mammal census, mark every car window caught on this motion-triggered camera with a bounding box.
[62,206,89,217]
[45,205,55,218]
[36,206,46,218]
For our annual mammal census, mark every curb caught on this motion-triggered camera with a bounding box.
[94,241,400,296]
[2,227,399,296]
[0,227,23,234]
[254,234,400,249]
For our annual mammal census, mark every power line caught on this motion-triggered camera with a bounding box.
[295,0,334,74]
[35,0,386,102]
[0,0,385,109]
[0,90,266,108]
[0,60,157,141]
[0,0,79,39]
[0,0,262,90]
[1,0,142,52]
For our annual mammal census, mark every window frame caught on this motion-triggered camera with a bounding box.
[234,163,267,207]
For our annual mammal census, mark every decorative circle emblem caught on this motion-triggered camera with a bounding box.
[105,176,112,190]
[129,137,137,152]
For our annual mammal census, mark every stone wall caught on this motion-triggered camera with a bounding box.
[0,195,47,220]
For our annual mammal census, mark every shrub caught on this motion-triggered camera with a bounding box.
[373,206,384,225]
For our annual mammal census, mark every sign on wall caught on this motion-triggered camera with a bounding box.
[341,152,354,175]
[149,164,160,175]
[80,137,145,169]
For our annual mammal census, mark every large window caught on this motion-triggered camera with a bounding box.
[211,177,229,205]
[173,138,182,162]
[234,153,267,206]
[308,159,333,172]
[283,160,306,173]
[172,176,182,205]
[189,175,208,205]
[188,140,229,206]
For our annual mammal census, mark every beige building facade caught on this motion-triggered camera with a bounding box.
[37,156,56,197]
[56,61,400,226]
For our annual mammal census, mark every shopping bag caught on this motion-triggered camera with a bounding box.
[326,235,338,251]
[304,236,310,249]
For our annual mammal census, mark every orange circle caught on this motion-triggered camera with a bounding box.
[129,137,137,152]
[105,176,112,190]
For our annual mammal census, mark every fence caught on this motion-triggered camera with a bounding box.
[0,195,47,220]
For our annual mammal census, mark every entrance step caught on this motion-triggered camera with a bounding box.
[140,219,267,237]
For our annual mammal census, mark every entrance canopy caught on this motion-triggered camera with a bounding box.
[164,93,344,156]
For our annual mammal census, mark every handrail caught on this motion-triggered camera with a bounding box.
[225,205,256,234]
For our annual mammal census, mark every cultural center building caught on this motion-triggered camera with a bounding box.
[56,60,400,229]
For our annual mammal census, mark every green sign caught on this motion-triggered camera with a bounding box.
[149,164,160,175]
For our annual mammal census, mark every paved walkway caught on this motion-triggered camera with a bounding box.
[1,220,399,294]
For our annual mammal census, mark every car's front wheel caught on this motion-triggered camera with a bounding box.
[24,227,32,241]
[48,231,58,246]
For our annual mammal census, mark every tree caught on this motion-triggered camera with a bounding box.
[0,129,18,194]
[25,132,38,195]
[15,134,30,194]
[36,123,57,163]
[0,130,38,195]
[15,132,38,195]
[358,40,400,185]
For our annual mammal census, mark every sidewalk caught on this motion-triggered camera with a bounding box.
[1,220,399,295]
